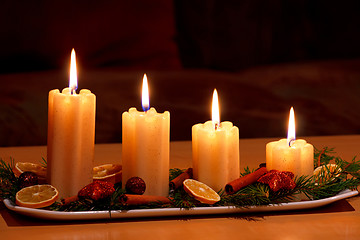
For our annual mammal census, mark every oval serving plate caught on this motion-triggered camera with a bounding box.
[3,189,358,221]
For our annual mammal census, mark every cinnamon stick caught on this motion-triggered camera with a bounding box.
[225,167,268,195]
[61,195,79,205]
[119,194,172,205]
[169,168,193,191]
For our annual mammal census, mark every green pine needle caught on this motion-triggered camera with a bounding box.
[169,168,185,181]
[0,158,19,202]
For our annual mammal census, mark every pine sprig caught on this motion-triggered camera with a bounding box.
[240,166,252,176]
[219,183,271,207]
[169,168,185,181]
[50,198,95,212]
[310,147,360,199]
[50,185,128,212]
[219,175,312,207]
[339,156,360,179]
[0,158,19,202]
[303,178,360,200]
[170,188,199,209]
[315,146,360,178]
[40,157,47,168]
[270,175,312,202]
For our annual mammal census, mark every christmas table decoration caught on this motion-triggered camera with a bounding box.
[0,147,359,218]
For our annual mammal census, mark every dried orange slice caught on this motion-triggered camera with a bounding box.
[313,164,342,183]
[13,162,47,182]
[15,184,59,208]
[183,179,220,204]
[93,164,122,184]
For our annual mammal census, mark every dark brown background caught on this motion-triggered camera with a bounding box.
[1,0,360,146]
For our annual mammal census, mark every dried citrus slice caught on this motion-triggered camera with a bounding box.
[13,162,47,180]
[93,164,122,184]
[183,179,220,204]
[313,164,342,183]
[15,184,59,208]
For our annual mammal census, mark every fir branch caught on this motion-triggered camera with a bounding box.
[270,175,312,202]
[303,178,360,200]
[220,175,312,207]
[339,156,360,179]
[311,146,360,198]
[219,183,271,207]
[0,158,19,202]
[170,188,199,209]
[313,163,343,185]
[169,168,185,181]
[40,157,47,168]
[314,147,341,168]
[50,186,128,212]
[240,166,252,176]
[109,185,126,209]
[50,199,95,212]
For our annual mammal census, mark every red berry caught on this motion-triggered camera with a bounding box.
[18,171,39,189]
[125,177,146,195]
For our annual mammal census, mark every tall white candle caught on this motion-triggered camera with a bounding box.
[47,49,96,199]
[122,74,170,196]
[266,107,313,177]
[192,89,240,192]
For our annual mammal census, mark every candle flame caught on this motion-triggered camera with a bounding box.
[287,107,296,146]
[212,89,220,129]
[142,73,150,112]
[69,48,77,95]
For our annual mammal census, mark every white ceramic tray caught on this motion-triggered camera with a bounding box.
[3,189,358,221]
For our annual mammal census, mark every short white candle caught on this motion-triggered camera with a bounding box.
[192,89,240,192]
[266,107,313,177]
[47,49,95,199]
[122,74,170,196]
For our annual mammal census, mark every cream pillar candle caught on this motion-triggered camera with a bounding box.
[192,89,240,192]
[122,74,170,197]
[266,107,313,177]
[47,49,95,199]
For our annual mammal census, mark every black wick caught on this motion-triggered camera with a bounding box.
[288,138,295,147]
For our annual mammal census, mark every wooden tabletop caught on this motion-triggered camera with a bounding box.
[1,135,360,240]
